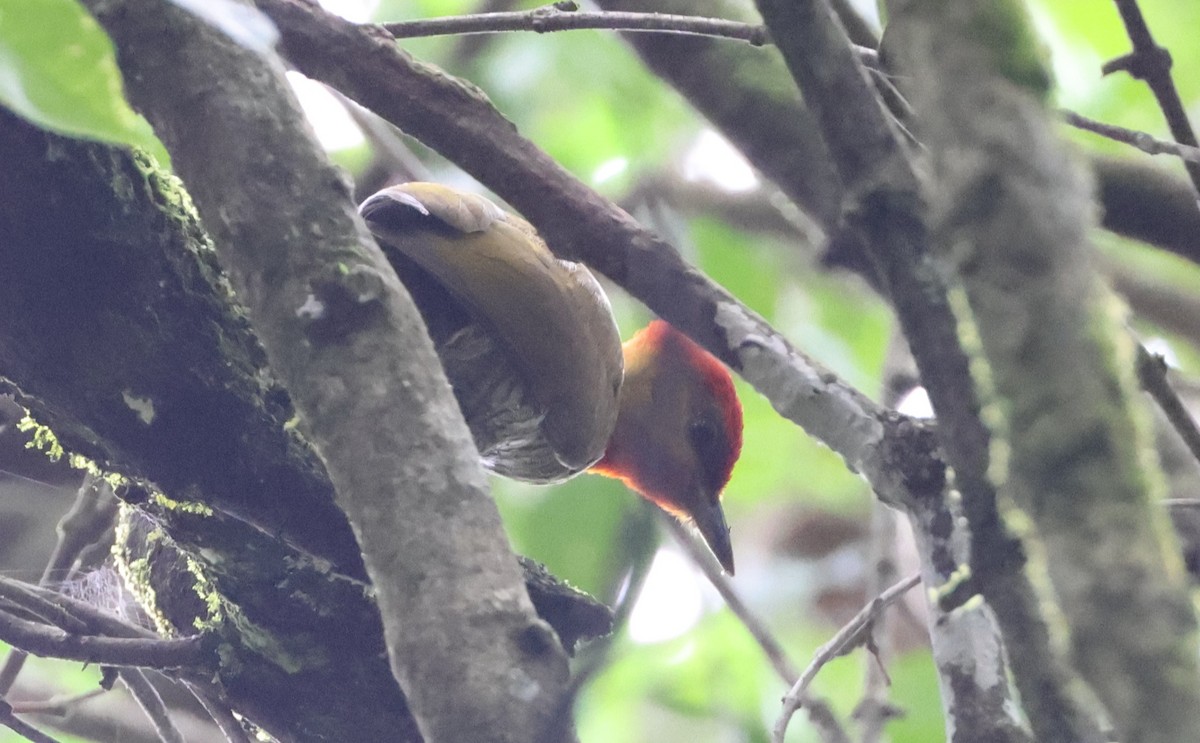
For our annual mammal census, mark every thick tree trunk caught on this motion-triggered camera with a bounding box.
[0,108,607,743]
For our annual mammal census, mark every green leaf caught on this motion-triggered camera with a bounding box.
[0,0,162,154]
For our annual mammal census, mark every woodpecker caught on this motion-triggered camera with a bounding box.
[359,183,743,573]
[591,320,741,573]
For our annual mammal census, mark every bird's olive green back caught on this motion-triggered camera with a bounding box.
[363,183,623,471]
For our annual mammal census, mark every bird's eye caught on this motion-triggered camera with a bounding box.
[688,419,720,456]
[689,417,732,493]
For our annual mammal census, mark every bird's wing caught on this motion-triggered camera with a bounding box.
[361,184,623,471]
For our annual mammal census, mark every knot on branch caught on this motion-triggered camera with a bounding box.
[880,412,945,501]
[298,263,390,344]
[1102,44,1173,81]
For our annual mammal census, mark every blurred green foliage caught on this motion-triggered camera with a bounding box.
[2,0,1200,741]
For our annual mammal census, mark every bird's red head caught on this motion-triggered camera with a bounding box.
[591,321,743,573]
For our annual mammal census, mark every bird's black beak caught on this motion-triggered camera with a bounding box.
[691,498,735,575]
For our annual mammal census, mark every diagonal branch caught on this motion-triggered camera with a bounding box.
[254,0,937,522]
[83,0,577,741]
[886,1,1200,740]
[0,607,208,669]
[119,669,185,743]
[1104,0,1200,203]
[662,516,850,743]
[753,0,1097,740]
[1138,347,1200,470]
[0,701,63,743]
[772,572,920,743]
[1065,110,1200,164]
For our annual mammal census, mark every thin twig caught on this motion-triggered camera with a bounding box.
[0,586,89,636]
[1103,0,1200,205]
[43,476,119,586]
[120,669,185,743]
[1064,110,1200,165]
[8,686,108,716]
[661,515,799,682]
[0,469,118,696]
[856,504,902,743]
[184,681,252,743]
[0,577,156,641]
[383,4,772,46]
[661,516,852,743]
[380,3,881,68]
[0,607,208,669]
[0,699,63,743]
[1136,345,1200,469]
[772,573,921,743]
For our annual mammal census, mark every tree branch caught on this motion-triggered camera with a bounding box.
[754,0,1096,740]
[1065,110,1200,164]
[1103,0,1200,203]
[1137,347,1200,472]
[255,0,940,523]
[0,577,153,641]
[82,1,575,741]
[379,1,882,70]
[0,104,604,742]
[0,474,117,696]
[772,573,919,743]
[184,682,251,743]
[901,485,1034,742]
[0,701,62,743]
[250,6,1052,737]
[665,515,853,742]
[1093,155,1200,264]
[119,669,185,743]
[0,607,208,669]
[384,5,772,46]
[886,1,1200,740]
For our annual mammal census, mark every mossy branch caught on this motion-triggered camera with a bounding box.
[885,1,1200,740]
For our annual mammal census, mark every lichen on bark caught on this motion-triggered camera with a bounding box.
[885,1,1200,739]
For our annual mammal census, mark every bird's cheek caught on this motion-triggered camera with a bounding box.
[639,448,695,507]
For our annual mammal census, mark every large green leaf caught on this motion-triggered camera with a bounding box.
[0,0,161,154]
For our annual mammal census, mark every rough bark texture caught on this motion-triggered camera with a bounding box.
[0,58,609,743]
[902,485,1032,743]
[79,1,580,741]
[752,0,1103,740]
[0,116,362,576]
[886,1,1200,741]
[0,108,416,742]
